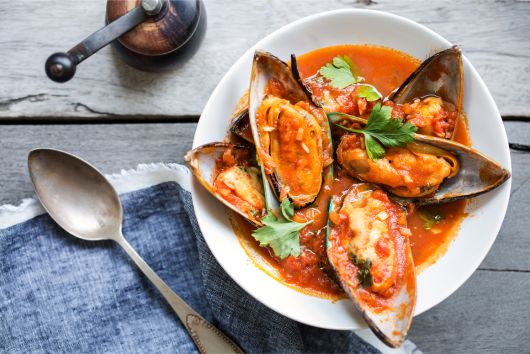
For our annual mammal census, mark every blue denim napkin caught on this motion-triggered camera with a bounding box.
[0,177,379,353]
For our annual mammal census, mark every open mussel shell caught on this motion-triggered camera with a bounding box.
[331,115,510,205]
[248,50,326,208]
[249,50,308,109]
[391,46,463,107]
[229,108,253,143]
[326,183,416,347]
[185,142,263,226]
[411,134,511,205]
[231,53,323,143]
[291,54,318,106]
[391,46,463,139]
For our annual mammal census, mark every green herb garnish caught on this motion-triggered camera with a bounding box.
[252,199,312,259]
[418,210,444,230]
[333,103,417,160]
[351,254,373,288]
[280,198,295,220]
[319,56,358,89]
[356,85,381,102]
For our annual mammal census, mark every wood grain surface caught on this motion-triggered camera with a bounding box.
[409,270,530,353]
[0,0,529,119]
[0,123,197,205]
[1,0,529,352]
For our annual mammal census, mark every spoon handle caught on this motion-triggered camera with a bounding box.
[116,237,244,354]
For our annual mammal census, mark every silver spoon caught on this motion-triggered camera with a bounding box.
[28,148,244,354]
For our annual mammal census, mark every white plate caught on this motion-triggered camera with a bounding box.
[191,9,511,330]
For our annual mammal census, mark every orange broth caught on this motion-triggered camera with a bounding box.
[230,44,469,298]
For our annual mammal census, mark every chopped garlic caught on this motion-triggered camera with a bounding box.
[280,185,290,201]
[404,174,413,183]
[296,128,304,141]
[400,227,412,236]
[223,178,235,189]
[430,228,442,234]
[218,188,231,197]
[376,211,389,221]
[301,142,310,153]
[262,126,275,132]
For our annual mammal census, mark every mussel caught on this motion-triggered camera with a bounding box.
[292,47,464,139]
[333,116,510,205]
[248,50,332,208]
[185,142,265,226]
[327,183,416,347]
[390,46,464,139]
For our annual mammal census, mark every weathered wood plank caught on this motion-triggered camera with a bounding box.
[504,121,530,146]
[0,0,529,119]
[409,270,530,353]
[0,123,196,205]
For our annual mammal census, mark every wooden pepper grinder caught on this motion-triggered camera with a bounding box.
[45,0,206,82]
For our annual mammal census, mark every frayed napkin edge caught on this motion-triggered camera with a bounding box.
[0,162,191,230]
[107,162,191,194]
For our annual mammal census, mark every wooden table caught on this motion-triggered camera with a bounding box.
[1,1,529,352]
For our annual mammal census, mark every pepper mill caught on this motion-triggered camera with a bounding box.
[45,0,206,82]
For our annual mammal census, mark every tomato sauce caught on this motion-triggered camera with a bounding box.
[229,45,469,299]
[296,45,420,98]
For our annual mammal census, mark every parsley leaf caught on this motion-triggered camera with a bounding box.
[418,210,444,230]
[280,198,295,220]
[252,200,312,259]
[333,103,417,160]
[319,56,358,89]
[350,254,373,288]
[364,134,386,160]
[356,85,381,102]
[363,104,417,147]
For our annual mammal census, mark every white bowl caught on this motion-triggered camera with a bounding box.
[191,9,511,330]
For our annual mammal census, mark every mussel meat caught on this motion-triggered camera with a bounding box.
[185,142,265,226]
[337,134,459,198]
[327,183,416,347]
[248,50,332,208]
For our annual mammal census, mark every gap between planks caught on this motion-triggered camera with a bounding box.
[477,268,530,274]
[1,116,529,151]
[0,115,201,124]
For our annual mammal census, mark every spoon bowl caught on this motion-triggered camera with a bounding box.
[27,148,243,354]
[28,149,122,241]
